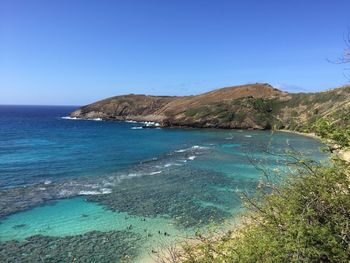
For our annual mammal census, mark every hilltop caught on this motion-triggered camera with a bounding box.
[70,83,350,131]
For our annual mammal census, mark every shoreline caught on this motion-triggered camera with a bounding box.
[278,129,350,162]
[277,129,319,140]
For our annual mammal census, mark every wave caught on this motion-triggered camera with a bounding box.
[125,120,160,126]
[43,180,52,185]
[192,145,208,150]
[149,171,162,175]
[127,173,142,177]
[63,145,207,189]
[175,145,208,153]
[175,149,187,153]
[61,116,103,121]
[61,116,81,120]
[0,142,212,216]
[131,127,143,130]
[125,120,138,123]
[141,121,160,127]
[78,188,112,195]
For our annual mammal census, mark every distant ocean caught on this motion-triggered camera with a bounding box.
[0,105,327,262]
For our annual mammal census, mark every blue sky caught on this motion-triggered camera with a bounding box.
[1,0,349,105]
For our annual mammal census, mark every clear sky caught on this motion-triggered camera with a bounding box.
[1,0,350,105]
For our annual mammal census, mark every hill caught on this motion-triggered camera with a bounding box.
[70,83,350,131]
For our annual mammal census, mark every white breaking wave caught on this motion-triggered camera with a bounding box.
[142,121,161,127]
[78,191,100,195]
[127,173,142,177]
[176,145,207,153]
[101,188,112,194]
[61,116,81,120]
[131,127,143,129]
[78,188,112,195]
[192,145,208,150]
[188,156,196,160]
[244,135,252,138]
[124,119,161,126]
[61,116,103,121]
[149,171,162,175]
[175,149,187,153]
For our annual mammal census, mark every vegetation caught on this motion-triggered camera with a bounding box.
[313,118,350,148]
[158,157,350,263]
[157,122,350,263]
[185,106,210,117]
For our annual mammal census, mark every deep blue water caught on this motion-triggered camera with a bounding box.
[0,105,218,188]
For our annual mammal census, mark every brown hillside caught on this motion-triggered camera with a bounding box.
[70,83,350,130]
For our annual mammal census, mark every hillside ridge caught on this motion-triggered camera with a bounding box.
[70,83,350,131]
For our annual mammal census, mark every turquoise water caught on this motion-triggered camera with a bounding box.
[0,197,185,262]
[0,198,182,241]
[0,105,327,262]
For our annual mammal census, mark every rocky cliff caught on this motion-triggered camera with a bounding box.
[70,83,350,131]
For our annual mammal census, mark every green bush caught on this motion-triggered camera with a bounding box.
[313,118,350,147]
[178,159,350,263]
[218,111,235,122]
[235,112,247,123]
[185,106,210,117]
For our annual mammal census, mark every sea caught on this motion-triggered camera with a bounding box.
[0,105,327,262]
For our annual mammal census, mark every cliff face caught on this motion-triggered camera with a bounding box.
[70,95,178,122]
[70,83,350,130]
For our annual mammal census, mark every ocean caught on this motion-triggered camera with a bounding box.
[0,105,327,262]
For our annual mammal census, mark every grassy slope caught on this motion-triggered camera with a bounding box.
[173,85,350,131]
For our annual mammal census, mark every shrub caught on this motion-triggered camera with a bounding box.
[185,107,210,117]
[176,158,350,263]
[218,111,235,122]
[313,118,350,147]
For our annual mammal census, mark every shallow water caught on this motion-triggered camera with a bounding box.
[0,105,327,262]
[0,197,183,241]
